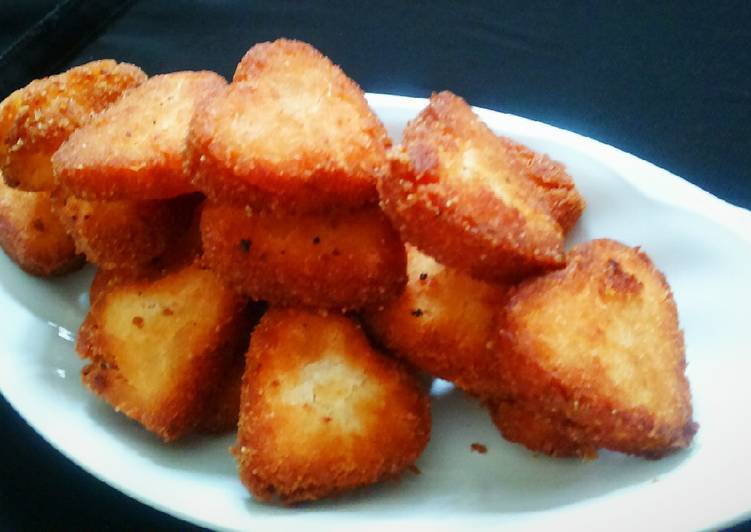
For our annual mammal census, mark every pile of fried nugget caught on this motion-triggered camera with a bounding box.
[0,39,697,504]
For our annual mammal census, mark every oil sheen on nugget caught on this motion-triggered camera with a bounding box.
[362,245,507,396]
[78,262,250,441]
[494,239,697,458]
[233,308,430,503]
[200,203,406,309]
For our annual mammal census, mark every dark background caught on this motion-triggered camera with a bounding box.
[1,1,749,530]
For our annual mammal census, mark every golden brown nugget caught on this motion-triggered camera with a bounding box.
[200,203,406,309]
[56,194,197,270]
[0,177,83,275]
[233,308,431,503]
[494,239,697,458]
[380,91,566,283]
[487,398,597,459]
[499,137,585,234]
[0,60,146,191]
[78,262,249,442]
[53,71,226,200]
[362,245,507,396]
[85,278,260,434]
[189,39,389,213]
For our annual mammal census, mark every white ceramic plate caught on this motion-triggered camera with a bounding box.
[2,94,750,531]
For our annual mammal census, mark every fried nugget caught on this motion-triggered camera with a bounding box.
[499,137,585,234]
[233,308,430,503]
[494,239,697,458]
[362,245,507,396]
[89,271,260,434]
[200,203,406,309]
[53,71,226,200]
[189,39,389,213]
[78,262,249,441]
[487,398,597,459]
[0,176,83,275]
[380,91,566,283]
[56,194,197,270]
[0,60,146,191]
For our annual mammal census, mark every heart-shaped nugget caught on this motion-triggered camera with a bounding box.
[189,39,390,213]
[234,308,430,504]
[494,238,697,458]
[78,262,250,441]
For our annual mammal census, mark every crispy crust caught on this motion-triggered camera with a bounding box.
[78,262,249,441]
[233,308,431,503]
[188,39,389,213]
[487,398,597,459]
[499,137,585,234]
[90,267,259,434]
[379,91,566,282]
[362,245,507,396]
[87,197,204,304]
[200,203,406,309]
[494,239,697,457]
[55,194,198,270]
[0,60,146,191]
[0,177,83,276]
[53,71,226,200]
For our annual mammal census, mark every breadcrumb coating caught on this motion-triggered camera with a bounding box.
[0,60,146,191]
[362,245,507,396]
[499,137,585,234]
[78,262,250,441]
[53,71,226,200]
[494,239,696,457]
[200,203,406,309]
[379,91,567,282]
[189,39,390,213]
[233,308,430,503]
[0,176,82,276]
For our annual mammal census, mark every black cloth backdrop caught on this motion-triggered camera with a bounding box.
[0,1,749,530]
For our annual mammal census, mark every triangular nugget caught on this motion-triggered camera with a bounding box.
[189,39,390,213]
[53,71,226,200]
[488,398,597,459]
[55,194,198,270]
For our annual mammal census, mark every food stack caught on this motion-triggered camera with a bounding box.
[188,40,431,502]
[0,38,696,506]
